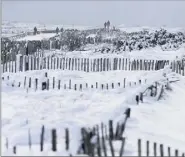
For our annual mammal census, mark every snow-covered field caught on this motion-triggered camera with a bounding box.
[1,21,185,156]
[2,67,185,156]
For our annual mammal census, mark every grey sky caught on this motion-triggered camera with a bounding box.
[2,1,185,27]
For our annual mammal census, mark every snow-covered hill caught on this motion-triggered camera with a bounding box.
[2,67,185,156]
[1,21,185,156]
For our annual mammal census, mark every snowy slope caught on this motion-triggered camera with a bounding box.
[2,21,185,156]
[2,68,185,156]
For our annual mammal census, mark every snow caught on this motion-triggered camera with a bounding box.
[124,77,185,155]
[2,21,98,39]
[2,21,185,156]
[117,25,185,34]
[16,33,57,41]
[43,46,185,61]
[2,67,185,156]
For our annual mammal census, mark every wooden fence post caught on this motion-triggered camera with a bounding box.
[112,83,114,89]
[77,58,80,71]
[115,122,120,139]
[35,78,38,91]
[29,77,31,88]
[103,58,106,71]
[63,58,65,70]
[154,142,157,156]
[106,83,108,90]
[81,58,83,71]
[40,125,45,151]
[105,125,108,140]
[47,79,49,90]
[168,147,171,157]
[6,138,8,150]
[58,80,61,90]
[80,84,82,91]
[125,108,131,118]
[97,58,100,72]
[28,129,32,150]
[72,58,74,71]
[51,57,53,70]
[34,56,36,70]
[119,138,126,157]
[54,58,56,70]
[109,139,115,157]
[138,139,141,157]
[69,58,71,70]
[51,129,57,151]
[160,144,164,157]
[24,76,26,88]
[146,140,149,156]
[69,80,71,89]
[175,150,178,157]
[101,84,104,90]
[123,78,126,88]
[53,77,55,89]
[47,56,49,69]
[107,58,109,71]
[65,128,69,151]
[84,58,86,72]
[57,57,59,69]
[60,58,62,69]
[13,146,16,154]
[109,120,114,140]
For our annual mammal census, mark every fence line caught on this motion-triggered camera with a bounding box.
[137,139,185,157]
[4,108,131,156]
[2,55,174,73]
[3,74,147,93]
[4,111,184,156]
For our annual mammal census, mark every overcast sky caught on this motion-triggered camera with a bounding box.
[2,1,185,27]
